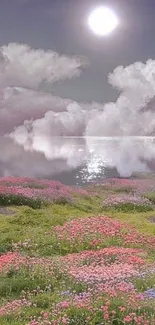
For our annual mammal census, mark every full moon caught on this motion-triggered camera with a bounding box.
[88,7,118,36]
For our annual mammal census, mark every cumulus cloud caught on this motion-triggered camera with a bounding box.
[1,42,155,178]
[11,57,155,145]
[0,43,86,90]
[10,102,88,148]
[0,43,87,134]
[86,59,155,136]
[0,87,71,134]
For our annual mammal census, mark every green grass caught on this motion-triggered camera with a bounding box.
[0,266,55,300]
[0,180,155,324]
[102,202,153,213]
[105,210,155,236]
[133,274,155,292]
[0,198,101,251]
[0,191,155,256]
[0,194,43,209]
[0,318,24,325]
[144,192,155,204]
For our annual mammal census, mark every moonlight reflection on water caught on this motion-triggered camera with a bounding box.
[0,136,155,185]
[75,137,155,185]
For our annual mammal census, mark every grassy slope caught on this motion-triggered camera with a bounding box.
[0,181,155,324]
[0,190,155,254]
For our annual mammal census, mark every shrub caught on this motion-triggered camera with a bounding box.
[102,194,153,213]
[0,194,43,209]
[103,202,153,213]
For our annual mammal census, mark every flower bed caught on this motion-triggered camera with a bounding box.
[0,177,84,208]
[0,177,154,324]
[52,215,155,251]
[95,177,155,194]
[102,194,153,212]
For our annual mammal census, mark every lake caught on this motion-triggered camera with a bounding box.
[1,136,155,186]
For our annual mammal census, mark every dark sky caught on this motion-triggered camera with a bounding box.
[0,0,155,102]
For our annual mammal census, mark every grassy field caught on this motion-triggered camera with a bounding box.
[0,176,155,324]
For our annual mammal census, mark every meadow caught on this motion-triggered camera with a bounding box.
[0,176,155,324]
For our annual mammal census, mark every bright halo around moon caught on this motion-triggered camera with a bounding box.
[88,7,118,36]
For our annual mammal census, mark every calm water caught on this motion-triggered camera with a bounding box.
[1,136,155,186]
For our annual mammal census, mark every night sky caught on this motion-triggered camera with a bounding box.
[0,0,155,102]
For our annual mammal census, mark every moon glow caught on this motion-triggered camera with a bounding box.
[88,7,118,36]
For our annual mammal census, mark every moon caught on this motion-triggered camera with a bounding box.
[88,7,118,36]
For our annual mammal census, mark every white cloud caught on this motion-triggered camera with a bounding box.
[86,59,155,136]
[0,43,155,178]
[3,135,155,179]
[0,87,71,134]
[0,136,87,178]
[0,43,87,134]
[0,43,86,90]
[10,102,88,148]
[10,56,155,144]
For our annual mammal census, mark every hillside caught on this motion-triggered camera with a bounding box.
[0,176,155,324]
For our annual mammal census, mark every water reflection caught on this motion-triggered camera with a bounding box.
[0,136,155,185]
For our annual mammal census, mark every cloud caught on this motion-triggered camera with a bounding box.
[1,136,155,181]
[0,136,89,180]
[85,137,155,178]
[0,87,71,134]
[86,59,155,136]
[10,102,88,147]
[0,136,72,178]
[0,42,155,178]
[10,57,155,145]
[0,43,86,90]
[0,43,87,134]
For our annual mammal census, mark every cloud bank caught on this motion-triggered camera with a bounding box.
[10,54,155,143]
[0,42,155,178]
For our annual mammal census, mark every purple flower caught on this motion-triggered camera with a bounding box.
[144,288,155,298]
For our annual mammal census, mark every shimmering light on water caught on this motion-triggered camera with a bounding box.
[74,137,155,185]
[0,136,155,185]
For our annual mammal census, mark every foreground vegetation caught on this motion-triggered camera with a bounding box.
[0,176,155,324]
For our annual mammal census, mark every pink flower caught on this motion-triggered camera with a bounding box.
[43,312,49,319]
[124,315,132,323]
[62,317,68,324]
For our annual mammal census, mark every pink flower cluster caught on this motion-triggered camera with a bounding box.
[53,215,155,249]
[95,177,155,194]
[54,216,123,242]
[0,176,85,203]
[0,246,154,324]
[0,252,54,275]
[0,298,30,316]
[60,247,145,267]
[60,247,146,285]
[0,176,154,324]
[102,194,152,207]
[0,252,25,272]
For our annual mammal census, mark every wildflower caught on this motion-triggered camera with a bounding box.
[123,315,132,323]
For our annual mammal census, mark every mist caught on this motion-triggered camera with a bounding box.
[0,136,154,183]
